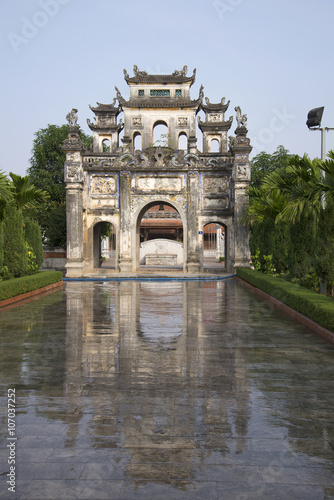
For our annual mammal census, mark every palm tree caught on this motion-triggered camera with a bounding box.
[9,172,49,215]
[261,155,323,223]
[245,185,287,225]
[254,152,334,294]
[0,170,12,217]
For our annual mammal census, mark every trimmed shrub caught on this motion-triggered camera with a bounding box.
[24,218,44,270]
[0,220,3,272]
[0,271,62,302]
[236,268,334,332]
[3,205,27,278]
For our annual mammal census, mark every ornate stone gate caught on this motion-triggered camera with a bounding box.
[62,66,252,276]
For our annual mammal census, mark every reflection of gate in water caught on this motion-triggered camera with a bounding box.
[203,223,225,259]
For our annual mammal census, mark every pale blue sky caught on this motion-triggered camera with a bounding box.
[1,0,334,176]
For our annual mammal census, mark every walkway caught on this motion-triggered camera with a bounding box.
[0,279,334,499]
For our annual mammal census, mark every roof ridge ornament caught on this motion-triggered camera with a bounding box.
[199,84,204,102]
[115,86,125,105]
[133,65,148,77]
[172,65,188,77]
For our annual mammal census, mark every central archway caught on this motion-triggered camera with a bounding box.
[134,200,186,271]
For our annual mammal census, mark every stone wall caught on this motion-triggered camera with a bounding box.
[41,246,66,271]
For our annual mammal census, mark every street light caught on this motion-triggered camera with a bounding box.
[306,106,334,295]
[306,106,334,161]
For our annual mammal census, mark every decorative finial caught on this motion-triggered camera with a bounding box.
[66,108,78,126]
[133,65,147,77]
[123,68,129,79]
[199,84,204,101]
[235,106,247,127]
[172,65,188,77]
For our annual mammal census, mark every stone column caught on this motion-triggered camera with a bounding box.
[62,126,85,278]
[186,171,201,273]
[231,126,252,269]
[119,171,133,272]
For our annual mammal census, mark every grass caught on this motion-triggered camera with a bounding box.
[236,267,334,332]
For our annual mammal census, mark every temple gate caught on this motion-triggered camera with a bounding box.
[62,66,252,276]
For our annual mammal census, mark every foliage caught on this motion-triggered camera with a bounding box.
[236,268,334,332]
[0,170,12,219]
[25,242,39,275]
[2,205,27,279]
[250,145,291,188]
[40,202,67,247]
[0,221,3,272]
[0,271,62,302]
[313,199,334,284]
[28,124,91,202]
[9,172,49,215]
[28,124,91,245]
[24,218,44,268]
[247,148,334,295]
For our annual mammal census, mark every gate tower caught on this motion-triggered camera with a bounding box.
[63,66,252,276]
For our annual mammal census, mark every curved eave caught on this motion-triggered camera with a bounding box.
[198,119,233,132]
[201,102,230,113]
[89,102,121,112]
[87,122,124,132]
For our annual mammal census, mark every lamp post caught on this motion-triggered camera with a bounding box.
[306,107,334,294]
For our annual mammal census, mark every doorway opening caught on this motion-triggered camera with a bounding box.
[138,202,183,269]
[93,222,117,269]
[203,222,226,270]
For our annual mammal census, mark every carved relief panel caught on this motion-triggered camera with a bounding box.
[90,174,117,195]
[134,176,184,192]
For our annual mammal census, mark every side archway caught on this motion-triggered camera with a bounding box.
[202,221,227,270]
[92,220,117,269]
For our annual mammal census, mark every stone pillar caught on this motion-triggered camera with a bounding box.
[231,126,252,269]
[119,171,133,272]
[186,171,200,273]
[62,126,85,278]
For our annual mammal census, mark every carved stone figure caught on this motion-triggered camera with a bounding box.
[133,65,148,77]
[199,84,204,100]
[172,65,188,76]
[235,106,247,127]
[66,108,78,126]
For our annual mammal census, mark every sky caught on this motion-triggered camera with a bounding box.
[1,0,334,177]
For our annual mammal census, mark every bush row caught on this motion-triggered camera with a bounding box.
[236,268,334,332]
[0,271,63,302]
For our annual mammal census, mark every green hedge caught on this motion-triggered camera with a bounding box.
[236,268,334,332]
[0,271,63,302]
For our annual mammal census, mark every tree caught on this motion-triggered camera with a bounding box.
[24,218,44,269]
[0,170,12,219]
[2,205,28,278]
[9,172,49,215]
[28,124,91,246]
[248,150,334,294]
[250,145,291,188]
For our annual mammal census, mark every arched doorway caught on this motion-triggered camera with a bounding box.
[153,121,169,146]
[203,222,226,270]
[93,221,117,269]
[136,201,185,270]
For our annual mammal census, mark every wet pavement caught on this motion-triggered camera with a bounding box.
[1,279,334,499]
